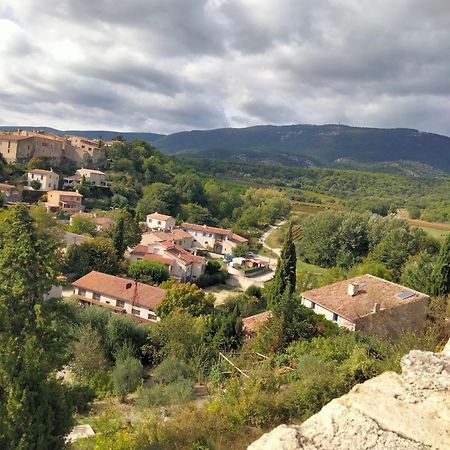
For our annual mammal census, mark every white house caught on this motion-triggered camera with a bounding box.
[140,228,194,250]
[180,222,248,254]
[28,168,59,191]
[72,271,166,323]
[146,212,176,231]
[76,168,109,187]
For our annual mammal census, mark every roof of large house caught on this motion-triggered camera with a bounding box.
[143,253,175,265]
[242,311,273,334]
[49,190,83,197]
[76,168,106,175]
[29,169,57,175]
[130,244,149,255]
[0,134,33,141]
[0,183,18,191]
[73,271,165,310]
[181,223,248,243]
[159,240,206,264]
[142,228,192,242]
[147,212,173,221]
[301,274,429,323]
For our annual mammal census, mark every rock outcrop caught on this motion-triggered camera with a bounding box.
[248,341,450,450]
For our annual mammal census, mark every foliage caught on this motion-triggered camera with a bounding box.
[400,252,436,294]
[137,379,195,407]
[128,259,169,285]
[64,237,119,278]
[69,215,97,236]
[112,354,144,402]
[430,235,450,297]
[153,357,194,384]
[0,204,73,449]
[156,283,215,318]
[232,243,249,257]
[111,214,126,259]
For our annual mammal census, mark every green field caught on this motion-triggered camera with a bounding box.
[414,225,450,241]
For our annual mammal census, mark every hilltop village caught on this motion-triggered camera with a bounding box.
[0,130,448,449]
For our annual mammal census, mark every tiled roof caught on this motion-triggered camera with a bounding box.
[181,222,231,236]
[77,168,105,175]
[49,190,83,197]
[0,183,17,191]
[72,271,165,310]
[130,244,149,255]
[143,228,192,242]
[159,240,206,264]
[29,169,56,175]
[143,253,175,265]
[301,274,429,323]
[230,233,248,244]
[147,212,173,221]
[242,311,273,334]
[0,134,33,141]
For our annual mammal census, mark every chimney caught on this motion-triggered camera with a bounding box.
[372,303,381,313]
[347,283,359,296]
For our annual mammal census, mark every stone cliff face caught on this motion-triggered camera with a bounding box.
[248,341,450,450]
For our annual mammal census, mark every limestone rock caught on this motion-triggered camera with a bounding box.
[248,341,450,450]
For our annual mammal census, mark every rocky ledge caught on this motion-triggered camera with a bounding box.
[248,341,450,450]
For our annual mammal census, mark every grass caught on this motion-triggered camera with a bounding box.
[414,226,449,241]
[296,259,327,274]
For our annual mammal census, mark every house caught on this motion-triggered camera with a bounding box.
[140,227,194,250]
[146,212,176,231]
[242,311,273,338]
[181,222,248,254]
[129,241,206,282]
[0,183,21,204]
[70,212,114,232]
[300,274,429,338]
[72,271,165,323]
[0,130,106,168]
[47,190,83,213]
[28,168,60,191]
[75,168,109,187]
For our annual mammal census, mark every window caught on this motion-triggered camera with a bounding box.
[116,300,125,307]
[78,289,86,296]
[311,302,316,310]
[147,312,157,321]
[332,313,339,322]
[93,292,101,300]
[203,232,207,236]
[158,221,161,225]
[132,308,140,315]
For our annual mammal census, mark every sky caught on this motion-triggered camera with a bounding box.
[1,0,450,135]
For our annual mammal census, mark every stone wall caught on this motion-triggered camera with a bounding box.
[248,340,450,450]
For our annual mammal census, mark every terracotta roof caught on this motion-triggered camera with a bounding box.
[49,190,83,197]
[29,169,56,175]
[147,212,173,221]
[76,168,105,175]
[181,222,231,236]
[73,271,165,310]
[143,253,175,265]
[130,244,149,255]
[301,274,429,323]
[242,311,273,334]
[0,183,18,191]
[159,241,206,264]
[143,228,192,242]
[0,134,33,141]
[181,223,248,243]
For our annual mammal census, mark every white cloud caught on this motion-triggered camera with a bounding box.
[0,0,449,135]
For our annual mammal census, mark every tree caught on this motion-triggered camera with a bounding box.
[106,209,142,250]
[70,215,97,236]
[0,204,73,449]
[30,179,42,190]
[232,243,249,257]
[430,236,450,297]
[400,253,436,295]
[112,355,143,402]
[156,283,214,318]
[174,173,206,205]
[65,238,119,278]
[269,222,296,307]
[136,183,180,218]
[111,215,126,259]
[128,259,169,285]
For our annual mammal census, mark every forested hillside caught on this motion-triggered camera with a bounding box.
[156,124,450,173]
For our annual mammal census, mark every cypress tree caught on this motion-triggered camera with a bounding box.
[431,236,450,297]
[111,215,126,259]
[269,222,297,308]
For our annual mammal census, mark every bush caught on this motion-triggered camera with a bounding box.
[66,384,95,414]
[153,357,193,384]
[136,379,194,407]
[128,259,169,285]
[112,355,144,402]
[87,370,114,400]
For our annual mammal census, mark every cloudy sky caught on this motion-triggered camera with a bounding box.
[1,0,449,135]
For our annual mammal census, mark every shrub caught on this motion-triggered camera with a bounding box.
[66,384,95,414]
[112,355,144,402]
[153,357,193,384]
[136,379,194,407]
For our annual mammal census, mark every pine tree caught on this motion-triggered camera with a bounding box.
[431,236,450,297]
[269,222,297,308]
[0,204,73,449]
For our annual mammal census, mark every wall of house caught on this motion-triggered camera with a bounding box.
[147,216,176,231]
[186,228,216,250]
[355,297,429,338]
[191,262,205,279]
[300,297,355,330]
[74,287,159,322]
[0,139,20,162]
[222,239,238,255]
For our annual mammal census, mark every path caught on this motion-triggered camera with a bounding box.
[260,220,286,257]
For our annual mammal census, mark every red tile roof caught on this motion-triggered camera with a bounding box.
[130,244,149,255]
[72,271,165,310]
[29,169,56,175]
[242,311,273,334]
[301,274,429,323]
[0,183,18,191]
[159,241,206,264]
[181,222,231,236]
[143,253,175,265]
[147,212,173,221]
[50,190,83,197]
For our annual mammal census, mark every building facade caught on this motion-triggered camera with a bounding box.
[47,190,83,212]
[146,212,176,231]
[28,168,60,191]
[0,183,21,204]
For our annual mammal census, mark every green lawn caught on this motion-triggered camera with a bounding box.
[296,259,327,274]
[414,226,449,241]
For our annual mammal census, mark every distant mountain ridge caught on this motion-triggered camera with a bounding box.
[2,124,450,173]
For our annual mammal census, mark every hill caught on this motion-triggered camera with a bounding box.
[0,126,165,143]
[154,124,450,173]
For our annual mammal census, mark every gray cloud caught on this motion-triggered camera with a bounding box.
[0,0,449,135]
